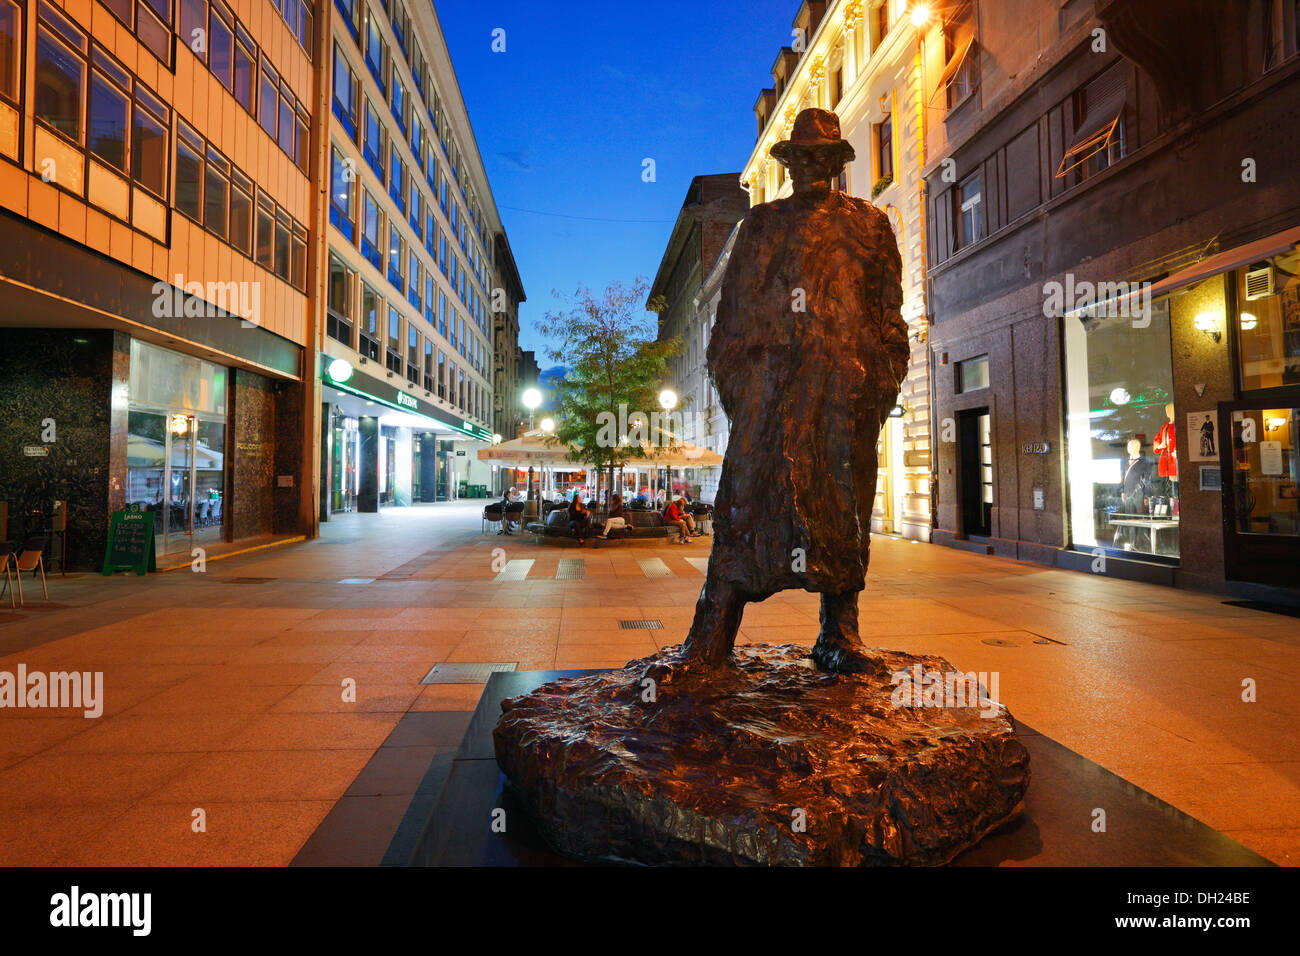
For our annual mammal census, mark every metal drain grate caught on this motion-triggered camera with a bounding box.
[556,558,586,580]
[619,619,663,630]
[981,638,1020,647]
[420,662,518,684]
[494,559,534,582]
[637,558,674,579]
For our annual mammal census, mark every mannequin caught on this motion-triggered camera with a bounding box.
[1119,438,1153,551]
[1152,403,1179,516]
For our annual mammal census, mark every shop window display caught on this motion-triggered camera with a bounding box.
[1065,297,1180,559]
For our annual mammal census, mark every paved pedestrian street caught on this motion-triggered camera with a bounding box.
[1,503,1297,866]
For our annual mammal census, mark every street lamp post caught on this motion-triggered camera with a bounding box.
[521,387,542,433]
[659,389,678,500]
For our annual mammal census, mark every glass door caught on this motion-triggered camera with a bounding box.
[164,413,195,555]
[1222,398,1300,585]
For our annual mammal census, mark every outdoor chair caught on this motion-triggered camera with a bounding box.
[6,534,48,606]
[0,541,15,609]
[503,501,526,534]
[482,503,504,534]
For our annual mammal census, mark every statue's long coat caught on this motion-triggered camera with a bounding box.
[708,190,909,596]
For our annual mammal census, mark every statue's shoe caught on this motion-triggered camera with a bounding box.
[810,639,888,676]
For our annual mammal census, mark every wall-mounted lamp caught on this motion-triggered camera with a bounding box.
[1239,312,1258,331]
[1266,417,1288,431]
[1193,312,1222,343]
[910,3,933,27]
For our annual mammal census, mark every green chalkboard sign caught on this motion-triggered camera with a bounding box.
[102,504,157,576]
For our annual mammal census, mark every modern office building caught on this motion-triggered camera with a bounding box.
[741,0,935,541]
[320,0,509,512]
[921,0,1300,593]
[648,173,747,501]
[0,0,321,567]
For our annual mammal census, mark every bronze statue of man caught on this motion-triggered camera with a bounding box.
[683,108,909,675]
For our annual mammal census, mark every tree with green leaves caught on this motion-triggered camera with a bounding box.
[535,278,682,507]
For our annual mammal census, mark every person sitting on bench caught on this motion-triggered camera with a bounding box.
[664,497,696,543]
[567,493,592,545]
[598,495,628,539]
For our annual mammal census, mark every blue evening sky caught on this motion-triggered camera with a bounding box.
[434,0,798,361]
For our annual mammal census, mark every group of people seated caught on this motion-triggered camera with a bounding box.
[564,492,707,546]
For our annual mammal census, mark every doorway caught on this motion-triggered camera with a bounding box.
[959,408,993,538]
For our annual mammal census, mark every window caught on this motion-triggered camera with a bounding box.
[938,3,978,109]
[1264,0,1300,70]
[874,111,893,188]
[407,325,420,385]
[274,206,291,282]
[438,233,447,274]
[132,84,168,198]
[230,168,252,254]
[258,58,278,140]
[391,0,408,53]
[203,145,230,240]
[365,7,386,89]
[179,0,204,58]
[363,99,385,179]
[88,53,129,174]
[408,251,420,310]
[409,186,422,235]
[1235,247,1300,391]
[361,188,382,268]
[333,44,358,138]
[954,172,984,249]
[255,191,274,269]
[1064,297,1179,560]
[387,225,404,291]
[956,354,989,393]
[386,305,403,373]
[328,254,356,347]
[438,290,447,337]
[391,74,406,134]
[294,101,309,174]
[389,144,405,210]
[411,117,423,171]
[233,26,253,113]
[175,121,204,221]
[423,340,434,391]
[99,0,170,65]
[1059,66,1126,181]
[35,4,86,145]
[209,1,234,90]
[0,0,20,161]
[336,0,361,42]
[437,350,446,399]
[330,147,355,240]
[360,282,381,359]
[277,78,294,156]
[291,220,307,291]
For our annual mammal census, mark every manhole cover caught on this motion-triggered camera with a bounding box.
[556,559,585,580]
[981,638,1020,647]
[619,620,663,630]
[421,662,518,684]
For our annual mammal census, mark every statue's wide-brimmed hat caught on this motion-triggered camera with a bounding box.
[770,108,856,166]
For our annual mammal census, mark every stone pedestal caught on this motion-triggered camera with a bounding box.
[494,643,1030,866]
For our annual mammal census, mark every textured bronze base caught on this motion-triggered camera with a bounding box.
[493,644,1030,866]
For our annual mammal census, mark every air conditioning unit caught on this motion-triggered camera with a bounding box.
[1244,261,1275,301]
